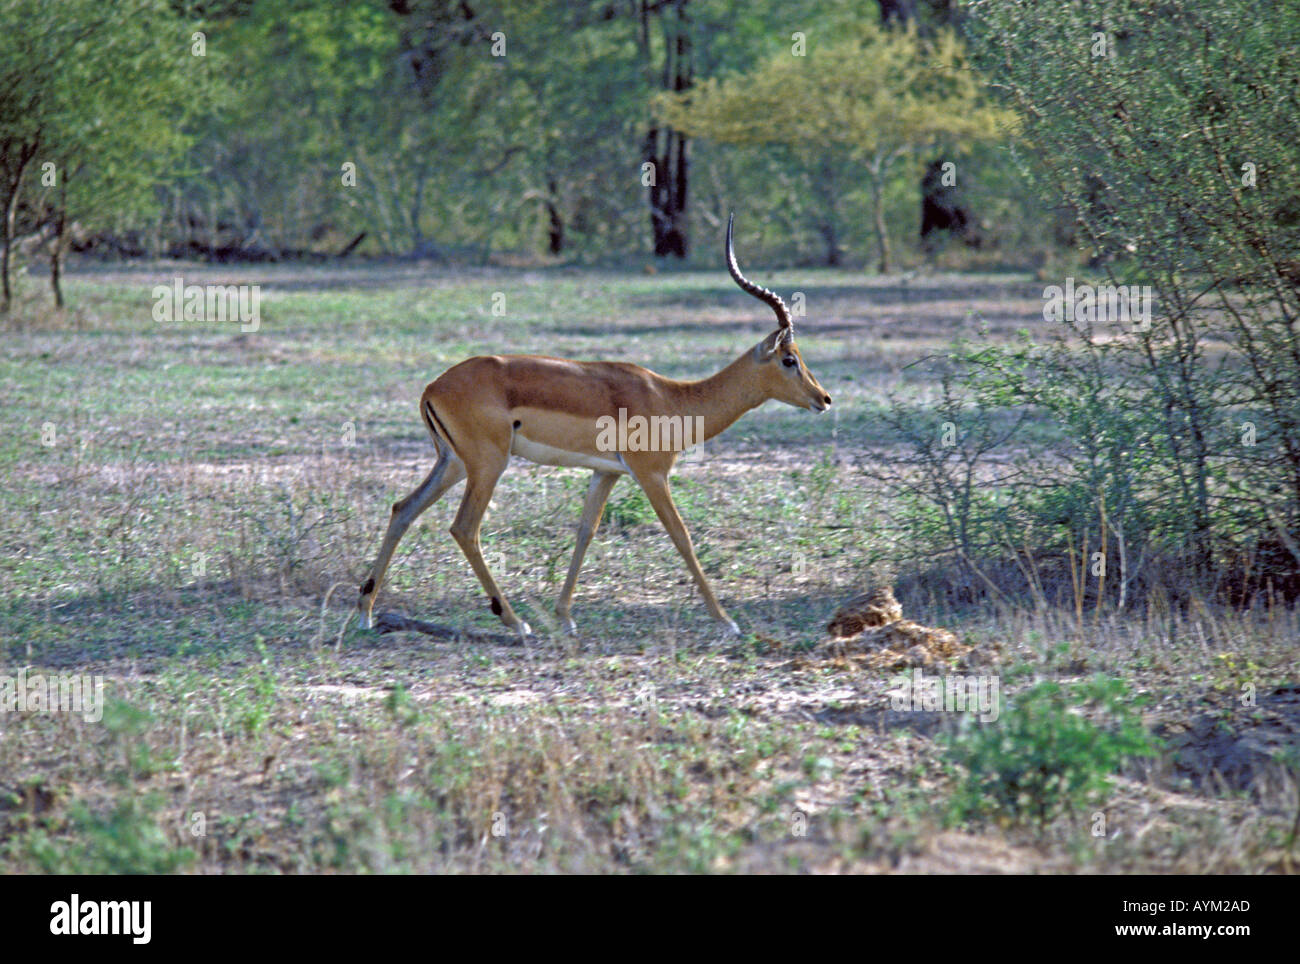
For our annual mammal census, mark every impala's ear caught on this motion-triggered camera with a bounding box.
[756,329,785,360]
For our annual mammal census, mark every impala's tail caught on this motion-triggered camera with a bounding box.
[421,397,456,455]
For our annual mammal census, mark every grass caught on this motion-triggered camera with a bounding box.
[0,257,1296,873]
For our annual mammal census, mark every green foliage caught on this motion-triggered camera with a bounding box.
[0,0,1047,269]
[862,351,1029,575]
[656,21,1015,269]
[102,697,171,782]
[16,794,195,874]
[968,0,1300,586]
[606,486,655,529]
[944,676,1160,827]
[183,0,655,258]
[217,638,281,738]
[874,328,1246,603]
[0,0,205,307]
[655,23,1012,159]
[859,1,1300,602]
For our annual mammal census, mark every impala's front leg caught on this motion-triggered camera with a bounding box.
[448,452,532,639]
[556,470,620,635]
[631,467,741,636]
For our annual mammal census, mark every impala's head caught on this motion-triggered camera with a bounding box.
[727,214,832,413]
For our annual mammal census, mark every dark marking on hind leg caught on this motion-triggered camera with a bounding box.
[490,596,502,615]
[360,578,375,595]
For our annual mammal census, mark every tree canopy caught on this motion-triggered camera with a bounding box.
[654,22,1017,269]
[0,0,1031,301]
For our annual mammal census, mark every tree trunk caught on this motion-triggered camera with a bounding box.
[50,199,66,309]
[920,157,978,254]
[1,181,16,312]
[876,0,981,260]
[641,0,691,258]
[877,0,917,26]
[410,165,434,257]
[646,127,689,257]
[545,177,564,255]
[869,163,891,273]
[50,241,62,308]
[336,231,367,258]
[2,146,37,313]
[817,160,841,266]
[819,220,840,267]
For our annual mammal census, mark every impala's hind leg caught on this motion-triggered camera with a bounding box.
[555,471,619,635]
[358,447,465,628]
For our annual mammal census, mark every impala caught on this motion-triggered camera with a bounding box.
[358,214,832,638]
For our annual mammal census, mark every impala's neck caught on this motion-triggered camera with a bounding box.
[679,349,767,443]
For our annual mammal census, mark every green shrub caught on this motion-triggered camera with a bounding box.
[16,794,195,874]
[944,675,1160,827]
[964,0,1300,592]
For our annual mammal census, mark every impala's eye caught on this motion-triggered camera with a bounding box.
[782,356,798,368]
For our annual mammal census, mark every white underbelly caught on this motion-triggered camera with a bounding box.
[510,434,628,474]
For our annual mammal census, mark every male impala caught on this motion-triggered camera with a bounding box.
[358,214,831,638]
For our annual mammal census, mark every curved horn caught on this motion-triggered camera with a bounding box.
[726,212,791,332]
